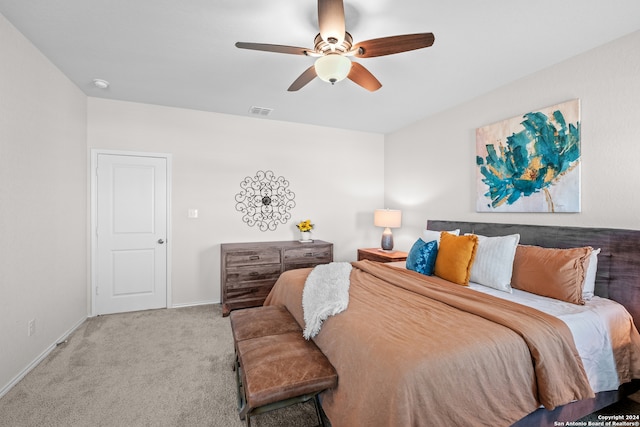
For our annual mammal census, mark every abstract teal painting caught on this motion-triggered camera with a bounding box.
[476,99,581,213]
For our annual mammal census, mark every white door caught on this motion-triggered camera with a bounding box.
[94,153,168,315]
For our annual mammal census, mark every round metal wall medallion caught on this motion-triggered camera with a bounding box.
[235,170,296,231]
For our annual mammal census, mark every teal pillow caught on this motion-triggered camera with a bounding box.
[406,239,438,275]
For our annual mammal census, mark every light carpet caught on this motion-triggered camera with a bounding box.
[4,304,640,426]
[0,305,319,427]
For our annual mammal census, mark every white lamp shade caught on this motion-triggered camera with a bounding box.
[374,209,402,228]
[315,54,352,84]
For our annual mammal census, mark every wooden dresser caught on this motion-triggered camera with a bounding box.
[220,240,333,316]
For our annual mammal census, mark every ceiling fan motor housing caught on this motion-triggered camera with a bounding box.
[313,32,353,55]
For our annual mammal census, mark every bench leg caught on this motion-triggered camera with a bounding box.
[240,392,326,427]
[235,355,247,419]
[241,405,251,427]
[314,394,325,427]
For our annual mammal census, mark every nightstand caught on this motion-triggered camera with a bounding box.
[357,248,408,263]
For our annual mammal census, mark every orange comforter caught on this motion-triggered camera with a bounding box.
[264,260,594,427]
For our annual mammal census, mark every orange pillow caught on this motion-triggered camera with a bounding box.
[434,232,479,285]
[511,245,592,305]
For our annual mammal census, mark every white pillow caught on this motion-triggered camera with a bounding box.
[467,233,520,293]
[582,248,600,300]
[422,229,460,246]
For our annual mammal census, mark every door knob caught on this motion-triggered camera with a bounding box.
[158,239,165,244]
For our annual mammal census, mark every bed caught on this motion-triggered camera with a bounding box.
[263,220,640,426]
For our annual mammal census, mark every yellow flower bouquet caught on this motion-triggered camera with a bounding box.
[296,219,314,232]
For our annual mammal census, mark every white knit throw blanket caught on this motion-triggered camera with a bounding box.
[302,262,352,339]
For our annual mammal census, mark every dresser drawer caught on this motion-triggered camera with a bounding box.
[284,246,332,264]
[225,264,281,284]
[225,281,277,298]
[284,261,326,271]
[224,287,275,311]
[225,248,281,267]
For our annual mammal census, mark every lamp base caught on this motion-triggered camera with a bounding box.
[380,228,394,251]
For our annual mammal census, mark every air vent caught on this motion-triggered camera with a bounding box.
[248,106,273,117]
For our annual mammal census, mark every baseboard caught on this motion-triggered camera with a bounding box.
[0,316,86,399]
[171,300,217,309]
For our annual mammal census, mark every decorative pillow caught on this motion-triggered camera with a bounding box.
[422,228,460,246]
[511,245,593,305]
[406,239,438,276]
[466,233,520,293]
[582,248,601,300]
[434,233,479,286]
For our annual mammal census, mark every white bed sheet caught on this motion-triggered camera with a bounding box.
[467,282,622,393]
[387,261,629,393]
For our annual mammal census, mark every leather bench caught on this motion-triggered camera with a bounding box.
[229,306,337,427]
[230,305,301,344]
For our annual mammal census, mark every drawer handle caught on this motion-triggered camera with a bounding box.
[249,272,260,276]
[249,255,260,260]
[304,252,314,257]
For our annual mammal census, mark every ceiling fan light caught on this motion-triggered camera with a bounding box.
[314,54,351,84]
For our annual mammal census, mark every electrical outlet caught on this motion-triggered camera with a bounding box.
[28,319,35,336]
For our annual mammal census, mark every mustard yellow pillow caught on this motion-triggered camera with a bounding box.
[434,232,479,285]
[511,245,592,305]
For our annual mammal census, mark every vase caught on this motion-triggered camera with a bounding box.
[299,231,312,242]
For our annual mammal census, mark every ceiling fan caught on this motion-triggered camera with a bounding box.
[235,0,435,92]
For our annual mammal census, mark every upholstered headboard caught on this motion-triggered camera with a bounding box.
[427,220,640,328]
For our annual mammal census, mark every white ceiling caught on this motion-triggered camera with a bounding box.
[1,0,639,134]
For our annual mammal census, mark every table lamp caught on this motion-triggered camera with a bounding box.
[374,209,402,251]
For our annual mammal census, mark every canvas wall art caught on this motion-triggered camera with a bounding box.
[476,99,581,213]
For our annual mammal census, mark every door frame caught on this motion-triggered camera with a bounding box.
[90,149,172,317]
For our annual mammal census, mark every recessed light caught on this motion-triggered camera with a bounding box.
[92,78,110,89]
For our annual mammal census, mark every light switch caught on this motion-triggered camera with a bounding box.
[188,209,198,219]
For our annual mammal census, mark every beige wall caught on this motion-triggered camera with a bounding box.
[87,98,385,307]
[0,14,87,393]
[385,30,640,252]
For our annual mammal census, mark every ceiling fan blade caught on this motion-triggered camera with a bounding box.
[347,62,382,92]
[353,33,435,58]
[288,66,318,91]
[318,0,345,45]
[235,42,309,56]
